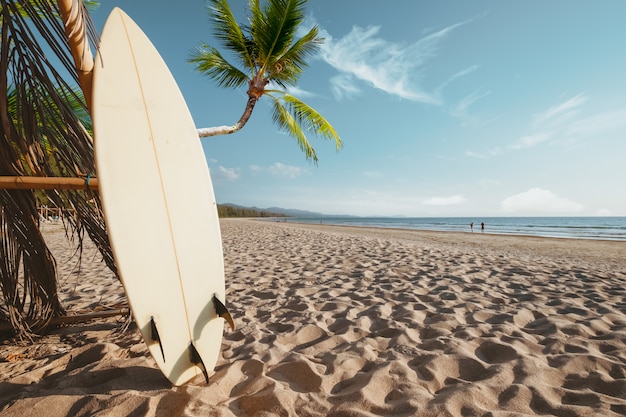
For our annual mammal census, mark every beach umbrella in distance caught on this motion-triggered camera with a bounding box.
[189,0,342,164]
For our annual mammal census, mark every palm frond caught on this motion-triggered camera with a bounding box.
[0,0,115,337]
[268,89,343,164]
[207,0,255,72]
[189,44,249,89]
[269,93,318,163]
[0,189,60,334]
[250,0,306,74]
[277,26,321,77]
[266,26,321,88]
[278,92,342,150]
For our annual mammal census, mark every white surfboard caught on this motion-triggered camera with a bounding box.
[92,7,232,386]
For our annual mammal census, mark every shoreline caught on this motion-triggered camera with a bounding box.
[270,215,626,242]
[262,218,626,271]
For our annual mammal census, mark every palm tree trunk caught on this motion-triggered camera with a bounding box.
[197,93,258,137]
[56,0,94,110]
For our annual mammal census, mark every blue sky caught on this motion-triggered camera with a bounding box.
[91,1,626,217]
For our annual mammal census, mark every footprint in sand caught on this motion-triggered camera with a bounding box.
[475,340,519,364]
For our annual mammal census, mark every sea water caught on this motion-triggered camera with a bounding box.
[284,217,626,241]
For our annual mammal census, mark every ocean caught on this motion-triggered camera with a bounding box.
[283,216,626,241]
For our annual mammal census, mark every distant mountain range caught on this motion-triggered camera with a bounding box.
[220,203,355,218]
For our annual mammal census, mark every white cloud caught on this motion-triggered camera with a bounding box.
[508,132,552,150]
[319,20,469,103]
[437,64,482,103]
[467,94,590,158]
[363,171,383,179]
[451,90,491,124]
[465,150,488,159]
[329,74,362,100]
[250,163,307,178]
[269,162,306,178]
[470,132,551,158]
[501,188,583,214]
[282,84,318,99]
[533,93,588,127]
[530,95,626,139]
[566,109,626,136]
[215,166,240,181]
[423,195,466,206]
[466,146,506,159]
[447,65,480,85]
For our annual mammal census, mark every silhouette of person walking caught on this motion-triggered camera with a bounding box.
[481,222,485,233]
[470,222,474,232]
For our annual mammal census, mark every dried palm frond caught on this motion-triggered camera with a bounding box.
[0,0,116,338]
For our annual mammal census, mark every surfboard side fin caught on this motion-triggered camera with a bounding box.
[212,294,235,331]
[189,342,209,384]
[150,316,166,362]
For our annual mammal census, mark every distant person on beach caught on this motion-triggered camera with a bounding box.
[470,222,474,232]
[481,222,485,233]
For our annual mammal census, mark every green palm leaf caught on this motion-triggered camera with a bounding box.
[268,91,342,164]
[189,44,249,89]
[208,0,256,72]
[274,26,322,86]
[269,94,317,162]
[251,0,301,59]
[280,93,341,148]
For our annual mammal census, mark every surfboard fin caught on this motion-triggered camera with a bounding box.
[189,342,209,384]
[150,316,166,362]
[213,294,235,331]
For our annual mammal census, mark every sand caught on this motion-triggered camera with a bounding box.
[1,218,625,416]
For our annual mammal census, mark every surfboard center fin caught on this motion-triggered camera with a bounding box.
[189,342,209,384]
[150,316,166,362]
[213,294,235,331]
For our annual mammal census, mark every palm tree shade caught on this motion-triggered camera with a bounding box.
[189,0,342,164]
[0,0,115,338]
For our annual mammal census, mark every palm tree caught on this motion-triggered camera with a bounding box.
[0,0,114,337]
[189,0,341,164]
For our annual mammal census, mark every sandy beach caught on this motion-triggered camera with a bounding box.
[1,218,625,416]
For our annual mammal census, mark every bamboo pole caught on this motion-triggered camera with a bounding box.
[0,176,98,190]
[56,0,95,111]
